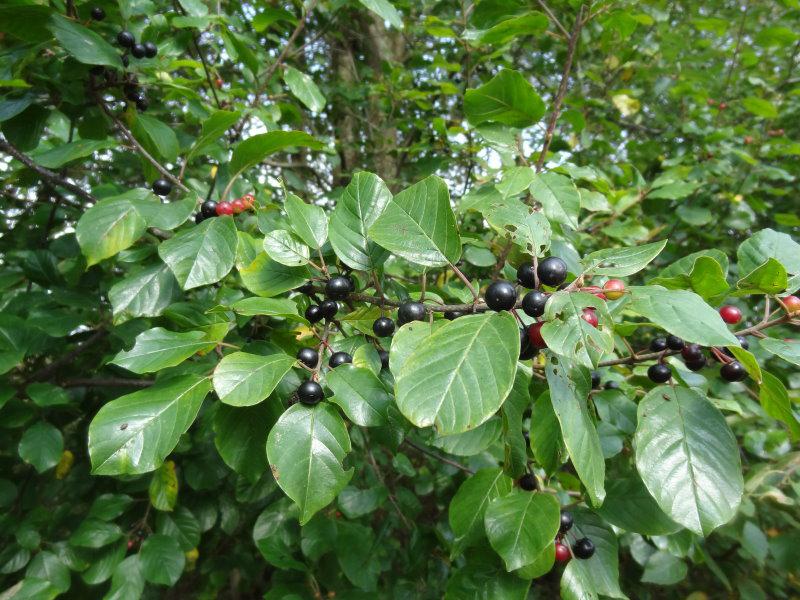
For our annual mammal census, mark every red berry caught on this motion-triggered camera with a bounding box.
[581,308,599,328]
[216,201,234,216]
[781,295,800,314]
[241,193,255,208]
[231,198,246,214]
[719,305,742,325]
[528,322,547,349]
[603,279,625,300]
[555,542,571,563]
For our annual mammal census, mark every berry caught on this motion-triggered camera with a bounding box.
[379,350,390,370]
[117,31,135,48]
[121,55,130,68]
[231,198,246,214]
[572,538,595,560]
[650,337,667,352]
[528,322,547,349]
[325,276,352,300]
[91,6,105,20]
[781,295,800,314]
[604,381,619,390]
[737,335,750,351]
[555,542,571,563]
[151,179,171,196]
[720,361,747,382]
[681,344,703,362]
[518,473,537,491]
[241,193,255,208]
[297,381,324,405]
[603,279,626,300]
[560,511,574,533]
[719,305,742,324]
[517,263,537,288]
[648,363,672,383]
[305,304,323,323]
[143,42,157,58]
[131,43,146,59]
[580,308,598,328]
[685,358,706,371]
[319,300,338,320]
[329,351,352,369]
[666,335,684,351]
[201,200,218,218]
[521,291,547,318]
[485,281,517,311]
[444,310,463,320]
[398,302,425,325]
[216,201,233,216]
[133,93,148,112]
[373,317,395,337]
[194,213,205,224]
[537,257,568,287]
[296,281,315,295]
[297,348,318,369]
[590,371,601,389]
[519,329,536,360]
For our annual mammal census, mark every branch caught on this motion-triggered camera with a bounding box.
[62,377,155,388]
[536,0,569,38]
[403,438,474,474]
[27,329,109,382]
[0,137,93,206]
[534,4,587,173]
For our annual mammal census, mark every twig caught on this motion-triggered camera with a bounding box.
[361,428,412,530]
[449,262,479,301]
[536,0,569,38]
[403,439,474,474]
[27,329,108,382]
[62,378,155,388]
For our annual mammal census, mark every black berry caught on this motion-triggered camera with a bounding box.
[305,304,323,323]
[572,538,595,560]
[91,6,105,20]
[328,351,352,369]
[518,473,537,491]
[537,257,568,287]
[604,381,619,390]
[685,358,706,371]
[559,511,574,533]
[681,344,703,362]
[720,361,747,382]
[133,93,148,112]
[296,281,315,295]
[378,349,390,370]
[194,213,205,224]
[736,335,749,351]
[648,363,672,383]
[151,179,171,196]
[121,54,130,67]
[649,337,667,352]
[444,310,463,320]
[517,263,537,288]
[519,329,537,360]
[319,300,338,320]
[485,281,517,311]
[117,31,135,48]
[666,335,684,351]
[521,290,547,318]
[325,276,352,300]
[143,42,158,58]
[297,348,318,369]
[131,43,147,59]
[590,371,601,389]
[201,200,218,218]
[297,381,324,405]
[398,302,425,325]
[372,317,395,337]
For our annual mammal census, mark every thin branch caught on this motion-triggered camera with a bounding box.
[62,377,155,388]
[27,329,108,382]
[361,428,412,530]
[403,439,474,474]
[536,0,569,38]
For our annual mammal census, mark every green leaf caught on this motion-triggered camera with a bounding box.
[688,256,730,300]
[581,240,667,277]
[214,401,281,482]
[627,286,739,347]
[326,364,392,426]
[531,391,563,475]
[112,327,217,374]
[262,229,310,266]
[26,552,70,594]
[187,110,241,159]
[484,491,560,571]
[395,312,519,434]
[105,555,145,600]
[736,258,788,294]
[156,507,201,552]
[31,139,114,169]
[369,175,462,267]
[149,460,178,511]
[476,11,548,45]
[545,360,605,505]
[158,216,238,290]
[239,253,311,297]
[728,346,762,383]
[18,422,63,473]
[432,416,502,456]
[131,114,179,163]
[329,172,392,270]
[445,557,531,599]
[596,474,681,536]
[464,70,545,128]
[641,551,688,585]
[139,535,185,586]
[737,228,800,276]
[541,292,615,368]
[759,371,800,441]
[758,337,800,367]
[26,383,71,407]
[212,352,296,407]
[742,96,778,119]
[229,297,306,323]
[284,194,328,249]
[252,500,305,570]
[109,264,181,323]
[229,131,323,179]
[560,509,625,599]
[448,468,513,556]
[48,14,122,68]
[76,196,147,266]
[335,521,383,590]
[266,403,353,524]
[88,375,211,476]
[135,195,197,231]
[634,385,743,536]
[283,67,326,112]
[358,0,403,29]
[529,172,581,229]
[70,518,123,548]
[478,193,551,256]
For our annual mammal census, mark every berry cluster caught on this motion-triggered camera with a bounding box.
[195,194,255,223]
[553,511,595,564]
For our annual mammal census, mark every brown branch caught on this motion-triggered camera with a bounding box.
[62,377,155,388]
[536,0,569,38]
[27,329,109,382]
[361,428,413,530]
[403,438,474,474]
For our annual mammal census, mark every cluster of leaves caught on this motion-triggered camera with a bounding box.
[1,0,800,598]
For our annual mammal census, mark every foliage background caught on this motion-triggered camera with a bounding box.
[1,0,800,598]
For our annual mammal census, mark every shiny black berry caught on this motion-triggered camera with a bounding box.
[372,317,395,337]
[194,213,205,224]
[325,276,352,300]
[666,335,684,351]
[117,31,135,48]
[590,371,601,389]
[649,337,667,352]
[572,538,595,560]
[297,281,315,295]
[517,263,537,288]
[378,349,390,370]
[131,43,146,59]
[560,511,574,533]
[134,93,148,112]
[151,179,171,196]
[681,344,703,362]
[685,358,706,371]
[297,348,318,369]
[648,363,672,383]
[485,281,517,311]
[297,381,324,405]
[518,473,537,491]
[201,200,218,218]
[319,300,338,320]
[305,304,323,323]
[328,351,352,369]
[736,335,750,351]
[91,6,105,20]
[521,290,547,318]
[720,361,747,382]
[143,42,157,58]
[537,257,568,287]
[519,329,537,360]
[444,310,463,320]
[398,302,425,325]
